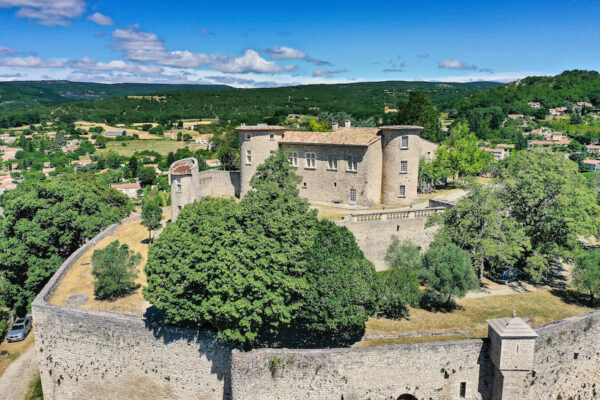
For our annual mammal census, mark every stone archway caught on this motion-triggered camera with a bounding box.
[397,395,418,400]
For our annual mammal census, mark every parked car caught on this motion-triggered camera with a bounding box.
[490,267,524,285]
[6,313,32,342]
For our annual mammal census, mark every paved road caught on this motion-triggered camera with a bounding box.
[0,346,38,400]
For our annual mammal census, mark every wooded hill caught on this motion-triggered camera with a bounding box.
[0,80,500,128]
[0,80,231,110]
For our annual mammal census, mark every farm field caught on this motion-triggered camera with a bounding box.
[98,139,203,156]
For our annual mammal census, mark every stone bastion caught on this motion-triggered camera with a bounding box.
[31,214,600,400]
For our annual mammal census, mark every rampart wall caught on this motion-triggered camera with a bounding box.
[31,214,600,400]
[196,169,240,198]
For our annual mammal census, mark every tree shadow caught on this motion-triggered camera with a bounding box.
[418,292,463,313]
[549,288,596,308]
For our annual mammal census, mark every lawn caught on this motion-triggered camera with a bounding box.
[98,139,203,157]
[360,289,594,347]
[49,210,171,316]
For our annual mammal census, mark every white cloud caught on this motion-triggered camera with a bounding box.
[202,50,296,73]
[263,46,306,60]
[0,56,65,68]
[67,57,162,75]
[312,68,348,77]
[0,45,17,55]
[263,46,331,66]
[0,0,85,26]
[111,25,165,60]
[87,12,113,26]
[438,60,478,71]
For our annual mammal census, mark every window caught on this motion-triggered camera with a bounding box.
[176,180,182,193]
[269,133,275,140]
[305,152,316,168]
[401,135,409,149]
[398,185,406,198]
[246,150,252,165]
[460,382,466,398]
[246,133,251,140]
[400,160,408,174]
[349,188,357,204]
[328,155,338,170]
[290,152,298,167]
[347,156,358,172]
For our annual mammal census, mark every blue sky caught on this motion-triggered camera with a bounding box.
[0,0,598,87]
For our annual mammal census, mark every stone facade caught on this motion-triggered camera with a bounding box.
[169,123,437,216]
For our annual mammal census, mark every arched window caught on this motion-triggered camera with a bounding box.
[397,395,417,400]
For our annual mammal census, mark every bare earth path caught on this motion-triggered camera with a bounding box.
[0,346,38,400]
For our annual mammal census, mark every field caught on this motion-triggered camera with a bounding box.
[98,139,203,157]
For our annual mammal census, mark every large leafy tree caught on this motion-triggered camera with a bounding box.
[497,150,600,280]
[421,242,478,305]
[0,174,131,311]
[293,219,379,344]
[396,90,443,143]
[141,194,162,242]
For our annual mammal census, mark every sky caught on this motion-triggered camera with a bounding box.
[0,0,598,88]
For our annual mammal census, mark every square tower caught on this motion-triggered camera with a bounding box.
[487,315,538,400]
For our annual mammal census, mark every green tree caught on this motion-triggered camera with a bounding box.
[0,174,131,311]
[396,91,443,142]
[307,119,330,132]
[91,240,141,300]
[421,242,478,305]
[436,122,494,179]
[378,237,423,318]
[128,156,138,177]
[138,166,157,186]
[293,219,379,343]
[573,250,600,305]
[106,151,122,169]
[141,195,162,242]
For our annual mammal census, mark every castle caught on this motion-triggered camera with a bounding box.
[169,121,437,220]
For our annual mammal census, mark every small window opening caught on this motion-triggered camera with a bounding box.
[397,225,400,231]
[460,382,466,398]
[303,182,307,187]
[334,182,337,187]
[574,353,579,360]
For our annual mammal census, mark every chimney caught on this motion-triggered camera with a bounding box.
[241,122,246,127]
[378,117,383,126]
[332,123,339,131]
[345,119,351,128]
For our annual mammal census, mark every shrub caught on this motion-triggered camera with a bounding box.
[92,240,141,300]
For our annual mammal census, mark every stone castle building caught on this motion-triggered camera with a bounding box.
[169,121,437,220]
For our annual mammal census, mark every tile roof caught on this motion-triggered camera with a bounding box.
[236,125,286,131]
[487,317,538,338]
[111,182,141,190]
[583,160,600,164]
[378,125,424,131]
[281,127,381,146]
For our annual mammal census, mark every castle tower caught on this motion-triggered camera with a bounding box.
[238,124,285,197]
[379,126,424,206]
[487,314,538,400]
[169,158,199,221]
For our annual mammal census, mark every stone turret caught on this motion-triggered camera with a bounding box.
[237,124,285,197]
[379,125,424,206]
[487,314,538,400]
[169,157,199,221]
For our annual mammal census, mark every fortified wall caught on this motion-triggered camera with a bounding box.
[337,205,444,271]
[32,215,600,400]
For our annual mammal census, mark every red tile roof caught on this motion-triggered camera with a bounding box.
[111,182,141,190]
[281,127,381,147]
[172,163,192,174]
[236,125,286,131]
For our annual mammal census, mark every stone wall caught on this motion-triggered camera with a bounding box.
[231,339,493,400]
[195,169,240,198]
[521,310,600,399]
[336,208,442,271]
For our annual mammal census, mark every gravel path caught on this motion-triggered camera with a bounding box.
[0,346,38,400]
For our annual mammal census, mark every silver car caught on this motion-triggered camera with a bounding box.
[6,313,32,342]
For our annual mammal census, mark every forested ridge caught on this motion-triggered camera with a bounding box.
[0,80,500,128]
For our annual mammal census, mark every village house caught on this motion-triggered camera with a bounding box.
[483,147,511,161]
[111,182,141,199]
[549,107,568,116]
[577,101,593,108]
[0,134,17,144]
[70,159,93,168]
[583,159,600,171]
[584,144,600,153]
[528,101,541,108]
[527,139,571,148]
[0,146,21,161]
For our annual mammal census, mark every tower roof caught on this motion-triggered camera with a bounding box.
[378,125,424,130]
[487,317,538,339]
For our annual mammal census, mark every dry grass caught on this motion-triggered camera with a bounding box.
[49,210,170,315]
[0,331,35,377]
[360,289,593,347]
[21,371,43,400]
[98,139,201,157]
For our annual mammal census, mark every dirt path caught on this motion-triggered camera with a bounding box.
[0,346,38,400]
